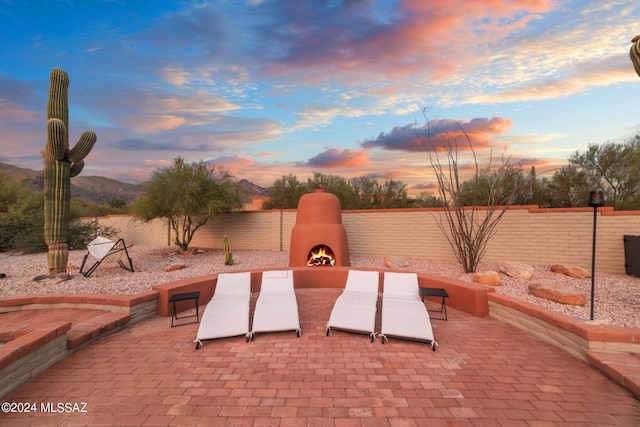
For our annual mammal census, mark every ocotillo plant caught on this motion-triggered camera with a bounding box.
[43,68,97,275]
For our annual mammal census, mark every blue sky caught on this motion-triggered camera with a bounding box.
[1,0,639,196]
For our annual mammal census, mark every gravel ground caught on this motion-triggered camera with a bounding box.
[1,245,639,328]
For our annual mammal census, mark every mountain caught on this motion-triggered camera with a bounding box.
[0,163,269,205]
[0,163,143,204]
[238,178,269,200]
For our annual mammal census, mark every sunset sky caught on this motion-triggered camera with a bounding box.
[1,0,639,197]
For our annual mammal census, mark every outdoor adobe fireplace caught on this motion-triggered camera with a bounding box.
[289,190,350,267]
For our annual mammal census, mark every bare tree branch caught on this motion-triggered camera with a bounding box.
[417,109,517,273]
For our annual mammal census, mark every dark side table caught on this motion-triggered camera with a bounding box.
[419,287,448,321]
[169,291,201,327]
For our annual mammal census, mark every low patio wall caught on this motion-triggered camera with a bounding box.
[488,293,640,360]
[153,267,491,318]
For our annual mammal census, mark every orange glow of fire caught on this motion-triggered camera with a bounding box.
[307,245,336,266]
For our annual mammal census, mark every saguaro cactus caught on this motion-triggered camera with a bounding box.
[42,68,97,275]
[631,35,640,77]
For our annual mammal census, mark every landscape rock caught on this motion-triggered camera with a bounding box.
[384,256,409,269]
[550,264,590,279]
[473,271,501,286]
[32,272,73,284]
[164,264,186,272]
[528,283,587,306]
[498,261,535,280]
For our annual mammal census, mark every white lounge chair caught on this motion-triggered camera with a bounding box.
[381,272,437,350]
[79,236,134,277]
[195,272,252,349]
[326,270,380,342]
[249,270,301,340]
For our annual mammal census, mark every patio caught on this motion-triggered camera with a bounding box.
[2,288,640,426]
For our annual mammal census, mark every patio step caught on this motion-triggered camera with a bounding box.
[66,311,131,349]
[586,351,640,400]
[0,309,132,399]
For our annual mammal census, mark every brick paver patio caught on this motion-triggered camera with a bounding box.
[2,288,640,426]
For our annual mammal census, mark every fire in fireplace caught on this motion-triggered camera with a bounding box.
[289,190,350,267]
[307,245,336,266]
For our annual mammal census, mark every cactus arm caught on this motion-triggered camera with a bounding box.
[70,160,85,177]
[47,118,67,161]
[68,131,97,163]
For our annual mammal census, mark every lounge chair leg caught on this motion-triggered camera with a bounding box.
[79,254,89,275]
[297,329,302,338]
[195,340,202,350]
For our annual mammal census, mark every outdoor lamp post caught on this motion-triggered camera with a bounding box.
[587,190,605,321]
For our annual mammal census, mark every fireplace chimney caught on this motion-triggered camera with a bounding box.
[289,190,350,267]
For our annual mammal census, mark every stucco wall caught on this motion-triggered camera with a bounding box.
[87,206,640,274]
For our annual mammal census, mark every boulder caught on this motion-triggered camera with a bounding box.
[550,264,590,279]
[528,283,587,306]
[473,271,501,286]
[384,256,409,269]
[498,261,534,280]
[164,264,186,272]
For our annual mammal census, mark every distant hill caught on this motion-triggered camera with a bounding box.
[0,163,144,204]
[0,163,269,205]
[238,178,269,200]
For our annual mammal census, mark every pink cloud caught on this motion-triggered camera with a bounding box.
[361,117,514,152]
[260,0,557,84]
[411,182,438,190]
[305,148,370,168]
[206,154,256,177]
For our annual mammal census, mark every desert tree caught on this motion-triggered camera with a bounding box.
[546,164,591,208]
[262,174,308,209]
[458,164,531,206]
[415,191,444,207]
[131,157,245,252]
[306,173,357,208]
[349,176,409,209]
[417,110,518,273]
[568,137,640,210]
[262,173,410,210]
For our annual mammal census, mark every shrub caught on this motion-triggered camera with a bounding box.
[68,220,119,250]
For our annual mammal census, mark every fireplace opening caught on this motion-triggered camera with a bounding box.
[307,245,336,266]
